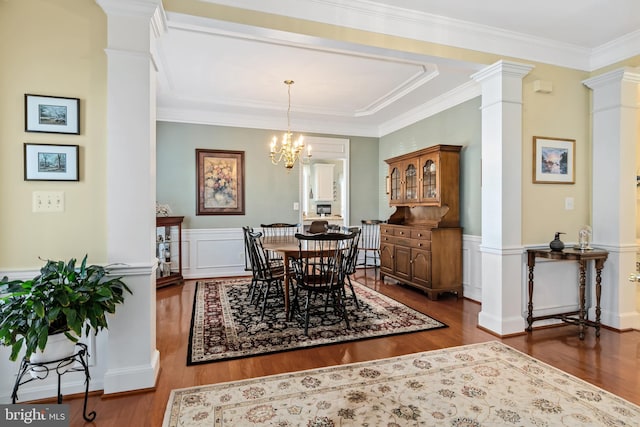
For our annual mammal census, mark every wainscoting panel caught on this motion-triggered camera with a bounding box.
[183,228,247,279]
[181,229,485,304]
[178,229,597,328]
[462,235,482,302]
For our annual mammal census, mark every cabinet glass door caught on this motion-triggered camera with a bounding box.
[422,157,438,200]
[390,166,401,203]
[404,163,417,201]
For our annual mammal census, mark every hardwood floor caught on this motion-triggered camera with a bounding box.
[67,268,640,426]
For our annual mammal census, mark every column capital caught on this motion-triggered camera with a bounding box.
[583,67,640,90]
[97,0,167,39]
[471,60,534,83]
[97,0,162,17]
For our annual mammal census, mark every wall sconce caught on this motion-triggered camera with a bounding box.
[385,176,390,194]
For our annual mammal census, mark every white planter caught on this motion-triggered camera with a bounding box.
[28,332,77,378]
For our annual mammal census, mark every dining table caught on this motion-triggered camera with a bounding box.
[260,235,304,320]
[260,233,351,321]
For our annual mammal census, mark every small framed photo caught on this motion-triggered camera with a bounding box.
[25,94,80,134]
[24,143,79,181]
[196,149,245,215]
[532,136,575,184]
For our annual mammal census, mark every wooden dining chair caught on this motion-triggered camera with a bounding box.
[260,223,300,262]
[242,226,259,304]
[340,227,362,308]
[307,220,329,234]
[260,223,300,238]
[289,231,356,335]
[246,230,285,321]
[358,220,384,268]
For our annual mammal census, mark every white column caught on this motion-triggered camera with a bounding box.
[471,60,534,335]
[583,68,640,330]
[96,0,166,394]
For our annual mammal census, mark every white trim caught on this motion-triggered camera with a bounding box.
[378,81,481,136]
[195,0,631,71]
[103,349,160,395]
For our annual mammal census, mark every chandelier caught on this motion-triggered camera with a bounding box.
[269,80,310,169]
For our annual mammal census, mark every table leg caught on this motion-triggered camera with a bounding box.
[578,260,587,340]
[283,253,291,321]
[526,254,535,332]
[594,259,605,338]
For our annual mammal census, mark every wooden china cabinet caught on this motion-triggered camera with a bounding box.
[381,145,462,300]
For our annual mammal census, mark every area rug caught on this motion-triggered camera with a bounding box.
[187,278,446,365]
[166,341,640,426]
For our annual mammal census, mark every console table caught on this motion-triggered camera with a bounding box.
[526,248,608,340]
[11,343,96,422]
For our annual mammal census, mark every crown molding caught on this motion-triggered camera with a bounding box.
[158,78,482,138]
[197,0,635,71]
[590,30,640,71]
[377,80,481,136]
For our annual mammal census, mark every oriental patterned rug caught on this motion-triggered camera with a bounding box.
[187,278,446,365]
[166,341,640,426]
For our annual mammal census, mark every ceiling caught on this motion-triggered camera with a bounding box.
[155,0,640,137]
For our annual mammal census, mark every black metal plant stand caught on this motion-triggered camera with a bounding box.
[11,342,96,422]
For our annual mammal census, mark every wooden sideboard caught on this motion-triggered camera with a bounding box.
[380,145,462,299]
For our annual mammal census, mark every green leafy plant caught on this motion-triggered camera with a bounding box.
[0,255,132,361]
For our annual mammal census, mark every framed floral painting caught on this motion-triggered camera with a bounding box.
[196,149,245,215]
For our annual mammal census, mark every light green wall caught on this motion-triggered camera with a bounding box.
[379,98,482,235]
[156,122,379,228]
[0,0,107,269]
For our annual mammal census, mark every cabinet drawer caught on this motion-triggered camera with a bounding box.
[380,225,395,236]
[380,234,395,244]
[394,237,411,246]
[410,229,431,240]
[381,235,411,247]
[411,240,431,250]
[394,228,410,238]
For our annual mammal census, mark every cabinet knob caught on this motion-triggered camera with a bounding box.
[418,243,422,247]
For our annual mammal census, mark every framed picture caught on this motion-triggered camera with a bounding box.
[196,149,245,215]
[25,94,80,134]
[532,136,575,184]
[24,143,79,181]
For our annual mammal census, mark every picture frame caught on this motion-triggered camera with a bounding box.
[532,136,575,184]
[196,149,245,215]
[24,143,79,181]
[25,94,80,134]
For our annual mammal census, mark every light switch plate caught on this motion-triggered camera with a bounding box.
[564,197,574,210]
[33,191,64,212]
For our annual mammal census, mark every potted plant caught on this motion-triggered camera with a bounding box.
[0,255,132,362]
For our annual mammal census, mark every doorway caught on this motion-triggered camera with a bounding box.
[299,137,350,228]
